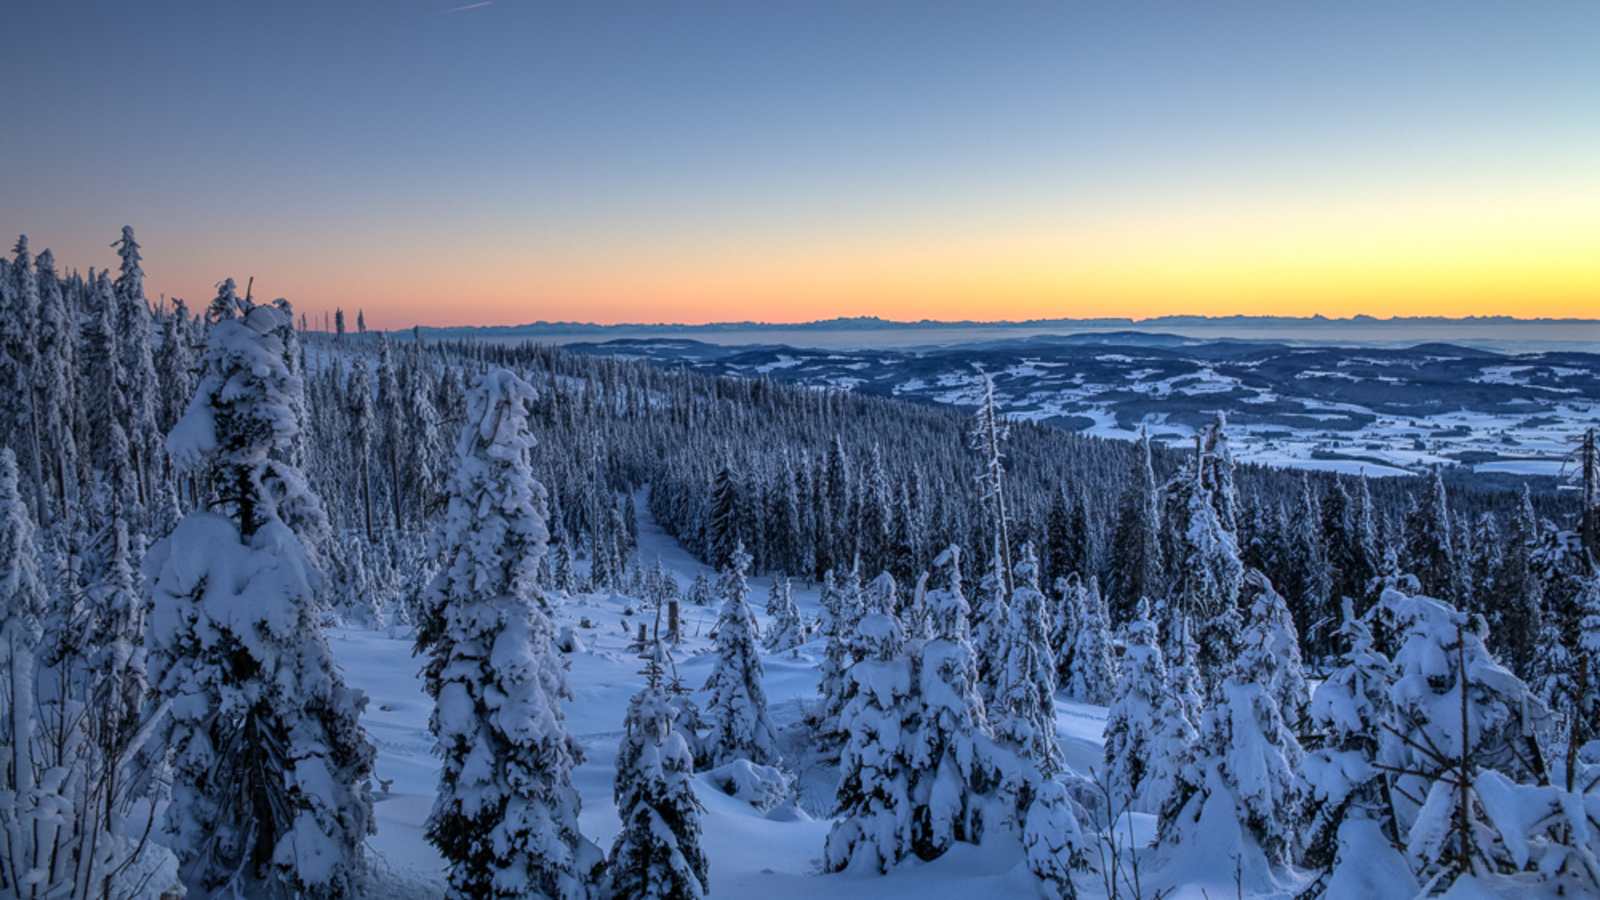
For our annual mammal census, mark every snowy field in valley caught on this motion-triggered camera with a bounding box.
[556,335,1600,480]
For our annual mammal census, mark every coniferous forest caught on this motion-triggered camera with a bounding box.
[2,231,1599,898]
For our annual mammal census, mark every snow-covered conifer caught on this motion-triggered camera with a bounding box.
[688,571,713,607]
[908,546,990,859]
[1103,600,1195,814]
[147,303,374,898]
[114,227,160,503]
[1403,468,1457,603]
[1022,780,1089,900]
[813,564,864,747]
[969,373,1013,595]
[415,368,601,899]
[1160,576,1305,872]
[708,465,742,570]
[32,248,78,514]
[1106,433,1163,625]
[825,607,916,874]
[970,536,1011,703]
[764,574,806,652]
[1241,571,1310,732]
[991,552,1062,775]
[1051,574,1084,689]
[703,543,780,767]
[1380,584,1549,876]
[1300,600,1408,888]
[1065,577,1115,704]
[347,356,376,542]
[1575,572,1600,750]
[0,446,59,897]
[605,643,709,900]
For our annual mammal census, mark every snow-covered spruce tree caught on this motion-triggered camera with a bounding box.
[3,236,47,518]
[708,465,742,571]
[33,248,79,515]
[346,356,376,543]
[415,368,602,899]
[859,444,891,577]
[113,226,160,505]
[1300,600,1413,895]
[1403,468,1457,604]
[1240,570,1310,733]
[703,542,780,767]
[899,566,932,641]
[605,642,709,900]
[969,373,1013,595]
[687,571,713,607]
[1159,575,1305,874]
[1378,584,1550,884]
[1161,450,1245,696]
[1102,600,1196,815]
[0,446,54,895]
[552,540,576,595]
[1050,575,1082,690]
[1492,485,1544,676]
[866,570,898,619]
[1106,432,1163,625]
[812,565,862,748]
[1022,779,1090,900]
[84,270,129,483]
[1065,577,1115,705]
[764,574,806,652]
[825,606,917,874]
[991,550,1063,776]
[1574,571,1600,755]
[908,545,991,860]
[403,361,447,523]
[147,302,374,898]
[970,535,1011,705]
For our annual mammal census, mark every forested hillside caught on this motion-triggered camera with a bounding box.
[3,231,1599,898]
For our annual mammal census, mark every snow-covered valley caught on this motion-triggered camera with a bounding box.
[347,502,1140,900]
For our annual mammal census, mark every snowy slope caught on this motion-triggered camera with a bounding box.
[336,496,1280,899]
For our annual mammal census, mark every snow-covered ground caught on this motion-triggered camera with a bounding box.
[335,498,1209,899]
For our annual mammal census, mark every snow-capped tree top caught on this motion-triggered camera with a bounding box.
[113,225,144,304]
[429,367,549,610]
[867,571,898,616]
[925,545,971,641]
[1308,598,1391,744]
[463,367,539,460]
[1380,584,1549,780]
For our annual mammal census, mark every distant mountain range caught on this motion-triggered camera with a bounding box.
[417,313,1600,337]
[410,314,1600,354]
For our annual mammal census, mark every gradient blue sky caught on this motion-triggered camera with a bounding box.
[5,1,1598,326]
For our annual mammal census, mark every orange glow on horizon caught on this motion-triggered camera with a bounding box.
[144,167,1600,330]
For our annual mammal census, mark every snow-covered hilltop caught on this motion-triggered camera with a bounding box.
[3,232,1599,899]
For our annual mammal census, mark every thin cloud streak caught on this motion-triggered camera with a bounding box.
[442,1,493,14]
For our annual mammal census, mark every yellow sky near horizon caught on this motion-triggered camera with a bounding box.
[221,165,1599,328]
